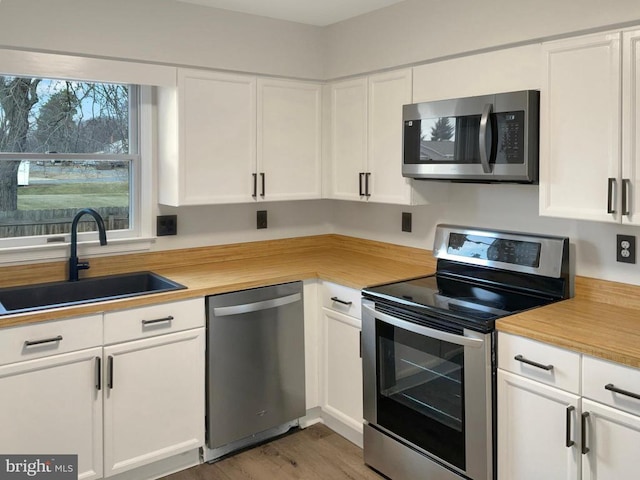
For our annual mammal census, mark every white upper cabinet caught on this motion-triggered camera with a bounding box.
[159,69,257,206]
[327,69,430,205]
[622,29,640,224]
[328,77,368,201]
[540,28,640,224]
[257,78,322,201]
[367,69,415,204]
[158,70,322,205]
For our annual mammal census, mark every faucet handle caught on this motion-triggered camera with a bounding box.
[77,261,90,271]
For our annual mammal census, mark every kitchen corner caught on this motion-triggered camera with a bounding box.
[0,234,435,327]
[3,233,640,480]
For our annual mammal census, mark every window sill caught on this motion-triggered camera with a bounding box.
[0,237,156,266]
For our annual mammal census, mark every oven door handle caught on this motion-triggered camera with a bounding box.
[362,304,484,348]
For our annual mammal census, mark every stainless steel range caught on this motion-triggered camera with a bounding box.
[361,224,571,480]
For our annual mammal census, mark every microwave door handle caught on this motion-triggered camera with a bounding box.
[479,103,493,173]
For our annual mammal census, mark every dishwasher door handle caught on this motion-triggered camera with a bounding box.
[212,293,302,316]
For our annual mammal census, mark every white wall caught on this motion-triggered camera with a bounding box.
[325,0,640,78]
[330,185,640,285]
[0,0,324,79]
[154,200,333,250]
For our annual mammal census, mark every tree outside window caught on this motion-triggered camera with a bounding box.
[0,76,137,240]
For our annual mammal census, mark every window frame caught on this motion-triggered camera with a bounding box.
[0,82,155,264]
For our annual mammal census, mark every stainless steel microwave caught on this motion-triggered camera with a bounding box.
[402,90,539,183]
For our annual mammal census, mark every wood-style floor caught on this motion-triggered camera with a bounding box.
[162,424,383,480]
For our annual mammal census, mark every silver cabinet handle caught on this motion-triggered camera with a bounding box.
[141,315,174,326]
[514,354,554,371]
[608,177,617,214]
[331,296,353,306]
[605,383,640,401]
[478,103,493,173]
[24,335,63,347]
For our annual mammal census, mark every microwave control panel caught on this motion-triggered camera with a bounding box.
[495,111,525,164]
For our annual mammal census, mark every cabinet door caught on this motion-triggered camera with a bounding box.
[321,307,363,433]
[367,69,413,204]
[498,370,580,480]
[179,69,256,205]
[329,77,368,201]
[103,328,205,477]
[582,398,640,480]
[539,32,621,222]
[622,29,640,225]
[0,348,103,480]
[257,78,322,201]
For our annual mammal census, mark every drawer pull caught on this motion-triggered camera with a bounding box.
[605,383,640,401]
[581,412,590,455]
[331,296,353,306]
[565,405,575,447]
[142,315,174,326]
[24,335,63,347]
[514,354,554,371]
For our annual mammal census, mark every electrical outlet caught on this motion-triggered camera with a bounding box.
[157,215,177,236]
[617,234,636,263]
[257,210,268,229]
[402,212,412,232]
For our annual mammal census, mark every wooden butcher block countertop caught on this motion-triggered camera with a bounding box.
[496,276,640,368]
[0,235,435,328]
[3,233,640,369]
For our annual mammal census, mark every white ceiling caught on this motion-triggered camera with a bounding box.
[176,0,407,26]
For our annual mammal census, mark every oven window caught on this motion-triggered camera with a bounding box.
[376,319,465,470]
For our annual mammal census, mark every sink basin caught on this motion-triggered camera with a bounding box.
[0,271,186,315]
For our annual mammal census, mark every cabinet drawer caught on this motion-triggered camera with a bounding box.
[583,355,640,416]
[498,332,580,393]
[321,282,361,319]
[104,298,204,344]
[0,315,102,366]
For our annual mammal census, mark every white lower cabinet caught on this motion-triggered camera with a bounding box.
[581,355,640,480]
[103,328,205,477]
[498,370,580,480]
[581,399,640,480]
[498,332,640,479]
[102,298,205,477]
[319,282,363,446]
[0,347,104,480]
[0,314,103,480]
[0,298,205,480]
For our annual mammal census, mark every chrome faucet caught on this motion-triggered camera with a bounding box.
[69,208,108,281]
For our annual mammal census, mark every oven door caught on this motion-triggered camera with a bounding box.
[362,300,493,480]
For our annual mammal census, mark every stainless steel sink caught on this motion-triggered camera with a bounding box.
[0,271,186,315]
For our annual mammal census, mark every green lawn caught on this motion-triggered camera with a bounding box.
[17,182,129,210]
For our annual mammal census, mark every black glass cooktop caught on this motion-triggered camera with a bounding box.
[362,273,558,332]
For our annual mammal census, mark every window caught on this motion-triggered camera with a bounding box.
[0,75,144,250]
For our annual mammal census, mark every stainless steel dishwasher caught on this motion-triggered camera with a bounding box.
[203,281,305,462]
